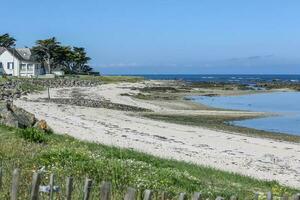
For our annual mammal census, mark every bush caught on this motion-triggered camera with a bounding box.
[17,128,47,143]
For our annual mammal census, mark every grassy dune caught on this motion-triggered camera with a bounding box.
[0,126,298,199]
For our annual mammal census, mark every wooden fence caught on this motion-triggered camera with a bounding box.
[0,168,299,200]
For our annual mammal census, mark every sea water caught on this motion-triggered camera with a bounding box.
[192,92,300,135]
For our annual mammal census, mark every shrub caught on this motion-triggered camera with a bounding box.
[17,128,47,143]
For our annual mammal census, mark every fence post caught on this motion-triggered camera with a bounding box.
[230,195,238,200]
[281,194,289,200]
[11,168,20,200]
[49,174,55,200]
[124,187,136,200]
[83,178,93,200]
[66,177,73,200]
[293,193,300,200]
[100,181,112,200]
[48,87,50,100]
[192,192,202,200]
[178,193,186,200]
[30,172,42,200]
[161,192,167,200]
[143,189,152,200]
[254,192,259,200]
[0,167,2,191]
[267,191,273,200]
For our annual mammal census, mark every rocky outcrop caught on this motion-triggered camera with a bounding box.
[0,102,50,131]
[32,97,151,112]
[0,78,102,101]
[17,78,102,88]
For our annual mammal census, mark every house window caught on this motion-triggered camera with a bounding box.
[7,62,14,70]
[27,64,33,70]
[20,64,26,71]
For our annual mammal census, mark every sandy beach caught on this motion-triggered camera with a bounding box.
[15,81,300,188]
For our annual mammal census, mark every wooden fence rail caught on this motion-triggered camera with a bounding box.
[0,168,299,200]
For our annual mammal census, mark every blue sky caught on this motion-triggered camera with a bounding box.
[1,0,300,74]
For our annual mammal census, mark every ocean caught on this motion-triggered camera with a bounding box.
[136,74,300,84]
[134,74,300,135]
[192,92,300,135]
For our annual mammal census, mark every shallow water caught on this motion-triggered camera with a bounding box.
[192,92,300,135]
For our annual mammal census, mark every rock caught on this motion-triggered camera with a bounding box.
[34,119,51,133]
[0,103,37,128]
[0,109,19,127]
[7,103,36,128]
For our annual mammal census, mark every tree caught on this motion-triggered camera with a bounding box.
[32,37,61,73]
[52,45,73,72]
[70,47,91,73]
[32,37,93,74]
[0,33,16,48]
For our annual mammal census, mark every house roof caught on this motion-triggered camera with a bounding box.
[1,47,37,62]
[0,47,5,55]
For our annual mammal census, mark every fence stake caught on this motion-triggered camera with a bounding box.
[49,174,55,200]
[230,195,238,200]
[267,191,273,200]
[178,193,186,200]
[254,192,259,200]
[0,167,2,191]
[11,168,20,200]
[83,178,93,200]
[161,192,168,200]
[192,192,202,200]
[48,87,50,100]
[293,193,300,200]
[143,189,152,200]
[66,177,73,200]
[124,187,136,200]
[100,181,112,200]
[30,172,42,200]
[281,194,289,200]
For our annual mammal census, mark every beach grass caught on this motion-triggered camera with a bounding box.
[143,114,300,143]
[0,125,298,199]
[69,75,144,83]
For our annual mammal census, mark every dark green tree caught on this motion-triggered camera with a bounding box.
[52,45,73,72]
[32,37,61,73]
[0,33,16,48]
[32,37,92,74]
[71,47,91,73]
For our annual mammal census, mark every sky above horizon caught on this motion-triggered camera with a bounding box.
[1,0,300,74]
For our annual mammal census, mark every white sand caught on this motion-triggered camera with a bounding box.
[15,81,300,188]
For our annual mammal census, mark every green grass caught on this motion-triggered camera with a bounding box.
[121,92,179,100]
[143,114,300,143]
[65,75,144,83]
[16,80,45,92]
[0,126,298,199]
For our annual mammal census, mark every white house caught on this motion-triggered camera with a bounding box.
[0,47,44,77]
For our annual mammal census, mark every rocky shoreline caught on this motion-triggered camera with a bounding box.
[0,78,103,101]
[30,97,151,112]
[0,102,50,132]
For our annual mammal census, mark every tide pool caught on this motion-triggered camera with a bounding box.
[192,92,300,135]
